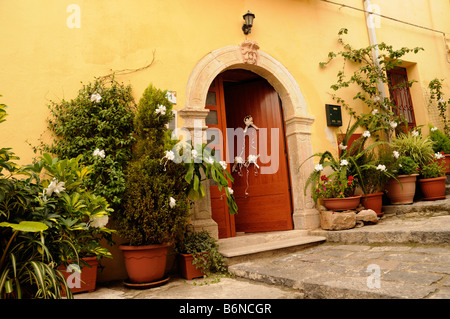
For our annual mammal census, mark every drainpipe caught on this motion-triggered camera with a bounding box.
[363,0,387,101]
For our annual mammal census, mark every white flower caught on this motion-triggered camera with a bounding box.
[164,150,175,161]
[431,127,438,132]
[205,157,215,165]
[45,178,66,197]
[93,148,105,159]
[362,131,371,138]
[376,164,387,172]
[371,109,379,115]
[412,130,419,137]
[390,121,398,129]
[340,159,349,166]
[315,164,324,172]
[438,98,445,103]
[393,151,400,159]
[191,149,199,159]
[219,161,227,170]
[338,143,347,150]
[373,96,381,103]
[227,187,234,195]
[90,215,109,228]
[169,197,176,208]
[155,104,166,115]
[235,156,244,164]
[435,152,445,160]
[90,93,102,103]
[248,154,259,163]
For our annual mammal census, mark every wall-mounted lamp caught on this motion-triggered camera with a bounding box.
[242,11,255,35]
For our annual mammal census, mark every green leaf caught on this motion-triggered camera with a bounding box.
[0,221,48,232]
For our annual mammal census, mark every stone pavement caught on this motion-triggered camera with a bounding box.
[75,198,450,300]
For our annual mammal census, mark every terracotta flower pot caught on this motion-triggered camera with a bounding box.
[179,253,205,280]
[119,244,169,283]
[385,174,418,205]
[322,195,361,211]
[59,256,99,295]
[361,192,384,216]
[419,176,446,201]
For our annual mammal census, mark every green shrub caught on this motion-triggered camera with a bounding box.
[115,84,190,246]
[177,228,227,276]
[37,77,136,211]
[429,127,450,154]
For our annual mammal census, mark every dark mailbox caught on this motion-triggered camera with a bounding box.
[325,104,342,127]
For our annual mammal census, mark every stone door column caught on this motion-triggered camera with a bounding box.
[178,107,219,239]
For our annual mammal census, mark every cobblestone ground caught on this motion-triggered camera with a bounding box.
[229,243,450,299]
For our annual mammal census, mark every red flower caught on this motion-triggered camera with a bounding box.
[321,175,328,181]
[348,176,354,180]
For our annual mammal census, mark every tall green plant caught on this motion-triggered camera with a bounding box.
[37,77,136,211]
[115,84,191,246]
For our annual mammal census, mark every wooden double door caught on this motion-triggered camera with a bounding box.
[206,70,293,238]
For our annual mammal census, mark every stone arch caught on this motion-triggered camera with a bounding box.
[179,43,320,236]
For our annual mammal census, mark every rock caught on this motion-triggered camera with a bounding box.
[319,210,356,230]
[356,209,379,224]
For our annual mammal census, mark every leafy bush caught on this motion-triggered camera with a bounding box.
[395,156,419,176]
[429,127,450,154]
[115,84,191,246]
[177,227,227,276]
[36,77,136,211]
[419,160,445,179]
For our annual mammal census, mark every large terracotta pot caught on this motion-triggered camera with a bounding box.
[119,244,169,283]
[59,256,99,295]
[179,253,205,280]
[385,174,418,205]
[322,195,361,211]
[361,192,384,216]
[419,176,446,201]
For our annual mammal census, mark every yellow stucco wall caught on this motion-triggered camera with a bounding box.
[1,0,449,165]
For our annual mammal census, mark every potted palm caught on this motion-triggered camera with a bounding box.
[418,157,446,201]
[115,84,190,286]
[176,226,227,280]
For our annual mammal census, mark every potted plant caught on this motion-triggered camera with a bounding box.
[302,114,386,211]
[385,155,420,205]
[418,157,446,201]
[115,84,191,285]
[36,154,115,294]
[429,126,450,174]
[359,164,390,216]
[176,227,227,280]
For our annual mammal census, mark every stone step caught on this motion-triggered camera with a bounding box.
[218,230,326,265]
[382,196,450,218]
[310,215,450,245]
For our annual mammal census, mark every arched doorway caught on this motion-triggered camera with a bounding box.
[206,70,294,238]
[179,42,319,239]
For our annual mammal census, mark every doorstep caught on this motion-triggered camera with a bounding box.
[218,230,326,265]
